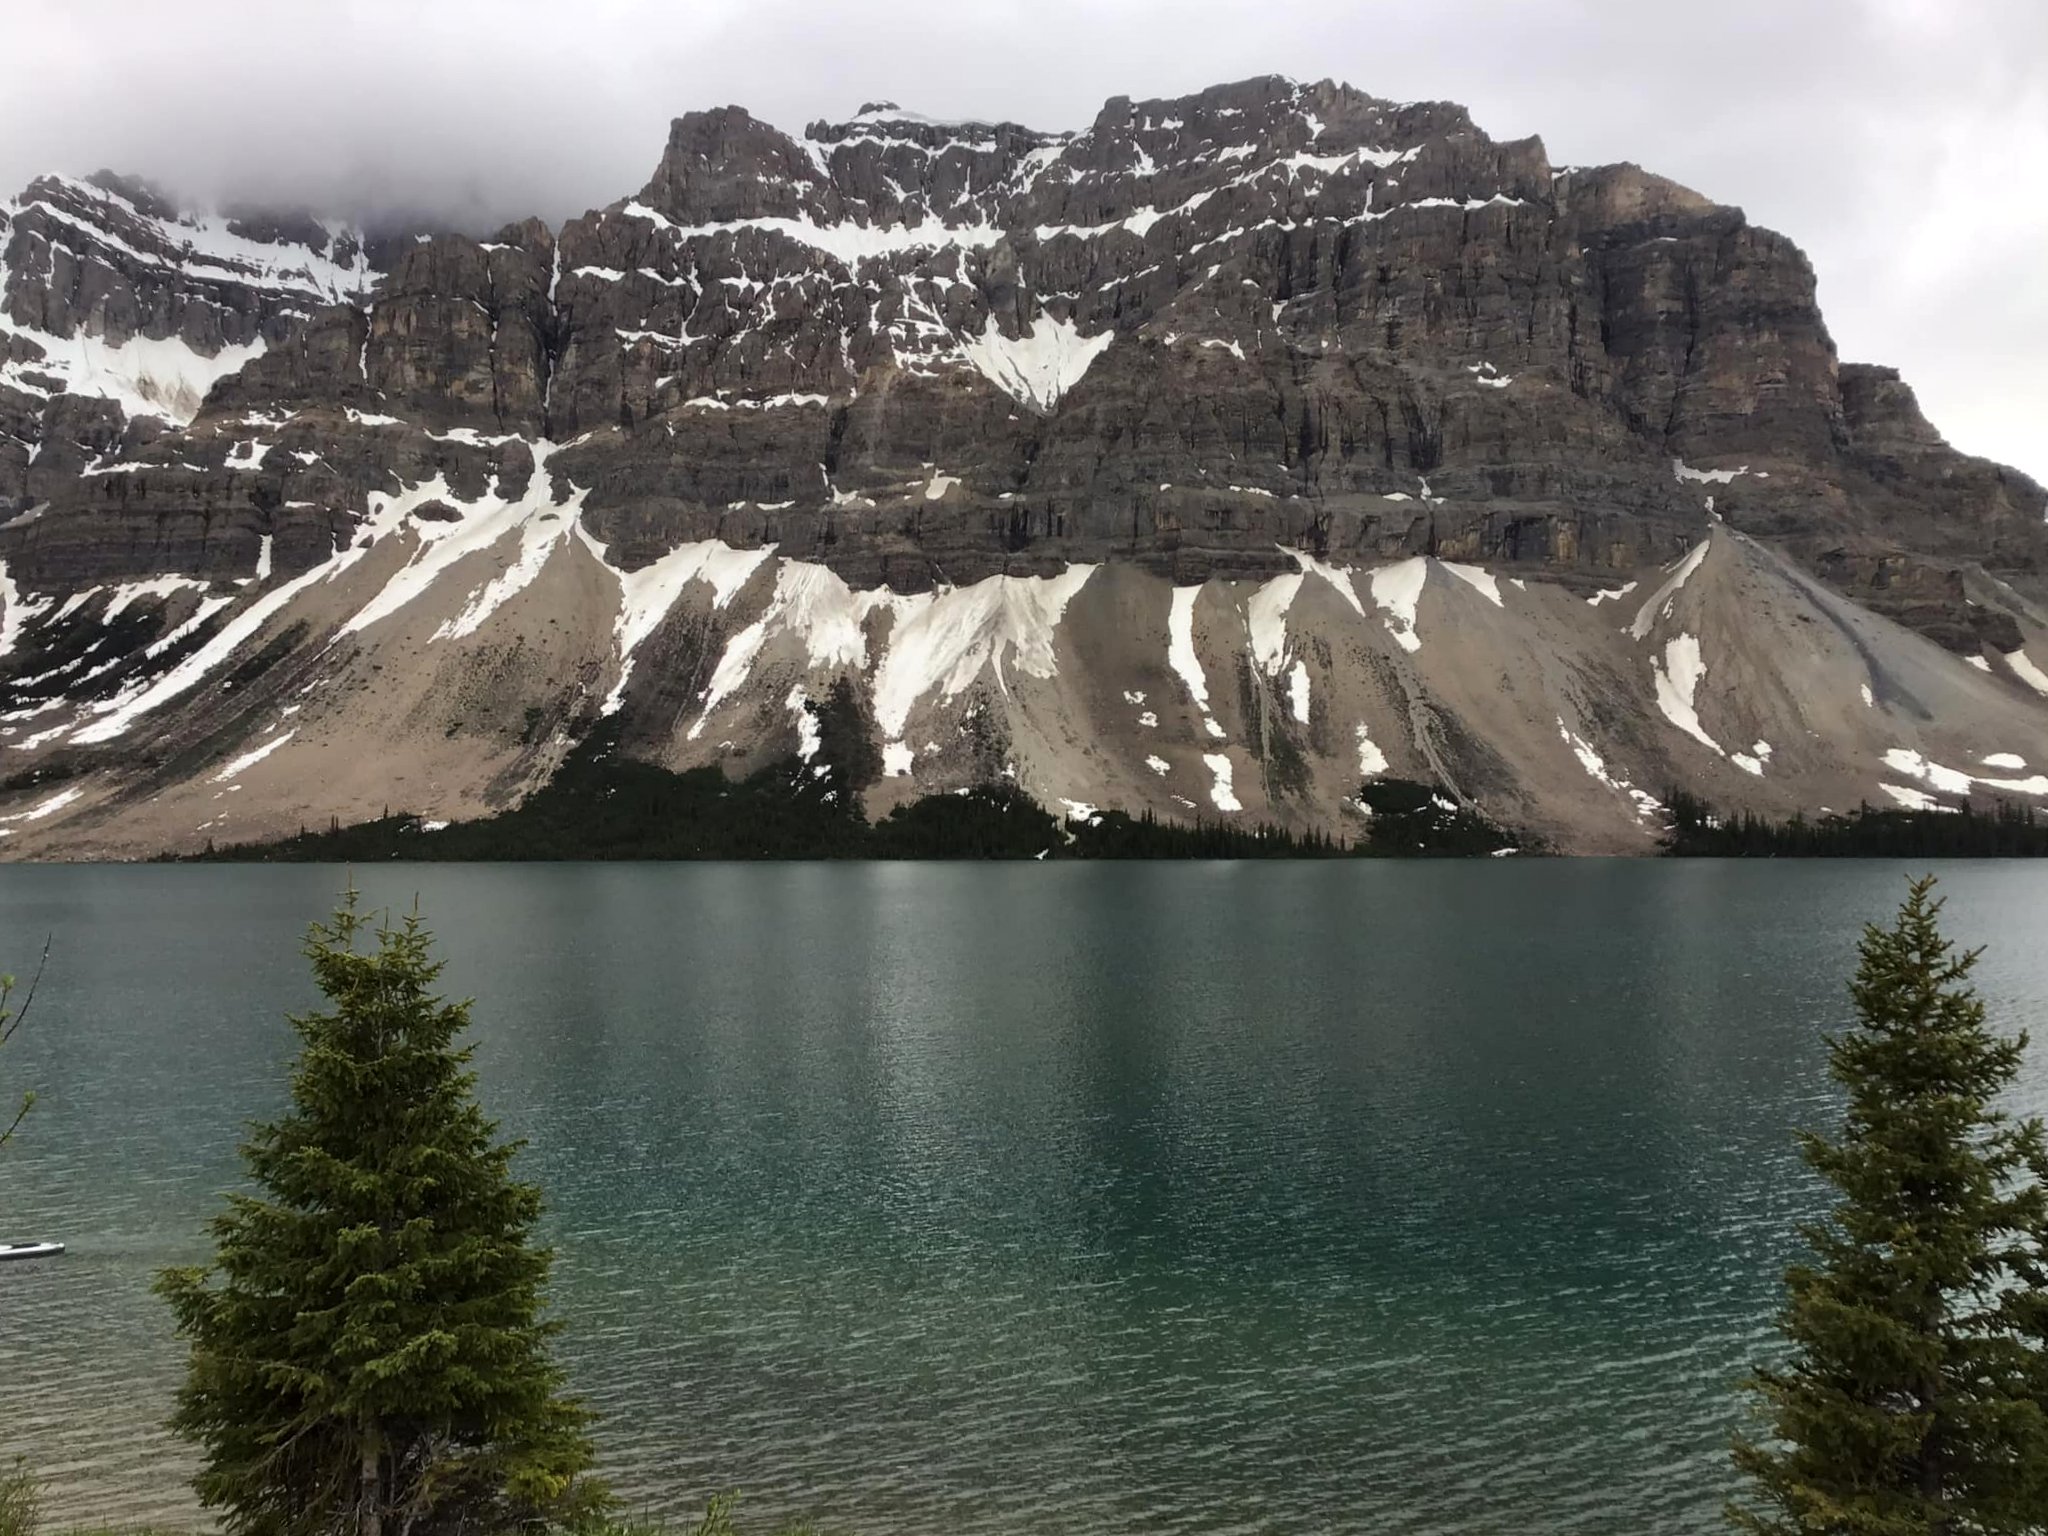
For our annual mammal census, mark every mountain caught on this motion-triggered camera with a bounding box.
[1,75,2044,857]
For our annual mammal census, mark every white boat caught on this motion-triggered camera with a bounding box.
[0,1241,64,1262]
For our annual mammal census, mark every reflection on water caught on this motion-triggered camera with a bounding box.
[5,860,2047,1534]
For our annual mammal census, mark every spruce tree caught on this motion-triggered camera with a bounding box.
[1731,875,2048,1533]
[157,891,604,1536]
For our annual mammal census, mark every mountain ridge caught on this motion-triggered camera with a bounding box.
[0,73,2043,857]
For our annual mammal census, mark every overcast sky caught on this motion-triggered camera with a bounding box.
[7,0,2042,480]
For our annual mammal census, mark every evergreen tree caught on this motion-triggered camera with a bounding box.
[810,677,882,809]
[157,891,604,1536]
[1731,876,2048,1533]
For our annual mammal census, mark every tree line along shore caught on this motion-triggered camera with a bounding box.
[140,717,2048,863]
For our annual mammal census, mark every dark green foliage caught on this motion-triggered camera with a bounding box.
[678,1491,813,1536]
[156,893,604,1536]
[809,678,881,807]
[183,731,1537,863]
[599,1493,817,1536]
[0,1459,38,1536]
[1731,877,2048,1533]
[181,726,1365,862]
[1073,806,1345,858]
[867,784,1061,857]
[1355,778,1524,856]
[1666,790,2048,857]
[190,736,872,862]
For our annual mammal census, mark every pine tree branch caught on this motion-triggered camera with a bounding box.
[0,1092,31,1149]
[0,934,51,1048]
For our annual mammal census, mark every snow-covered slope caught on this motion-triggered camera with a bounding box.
[1,171,372,428]
[5,474,2048,857]
[0,76,2044,856]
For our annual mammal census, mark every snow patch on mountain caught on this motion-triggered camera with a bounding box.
[1441,562,1502,606]
[621,200,1003,266]
[1881,783,1950,811]
[103,576,207,622]
[1884,747,2048,798]
[1557,717,1662,821]
[71,542,372,744]
[340,445,592,640]
[1287,549,1367,618]
[959,314,1114,412]
[212,730,294,783]
[0,564,52,662]
[1246,571,1303,674]
[870,565,1095,737]
[1630,541,1711,640]
[0,786,83,824]
[1650,633,1724,756]
[1167,585,1225,739]
[787,686,821,762]
[1730,740,1775,777]
[586,536,776,715]
[1673,459,1753,487]
[1282,661,1310,724]
[1203,752,1241,812]
[1369,558,1428,653]
[0,315,267,427]
[689,559,877,736]
[2006,650,2048,698]
[1355,724,1388,778]
[1883,748,1972,795]
[144,594,234,659]
[11,176,370,299]
[436,464,596,643]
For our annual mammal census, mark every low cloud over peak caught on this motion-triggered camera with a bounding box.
[6,0,2043,477]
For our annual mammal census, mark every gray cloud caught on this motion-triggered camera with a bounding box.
[6,0,2043,478]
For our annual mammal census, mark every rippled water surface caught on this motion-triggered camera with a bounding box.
[7,861,2048,1534]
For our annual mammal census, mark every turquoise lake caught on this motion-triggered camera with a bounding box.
[6,861,2048,1534]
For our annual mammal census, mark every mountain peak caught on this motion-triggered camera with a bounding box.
[82,168,181,221]
[0,77,2043,857]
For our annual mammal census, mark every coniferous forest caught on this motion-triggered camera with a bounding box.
[176,717,2048,864]
[1661,790,2048,857]
[180,723,1513,863]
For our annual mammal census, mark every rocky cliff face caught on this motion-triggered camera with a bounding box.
[0,75,2042,857]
